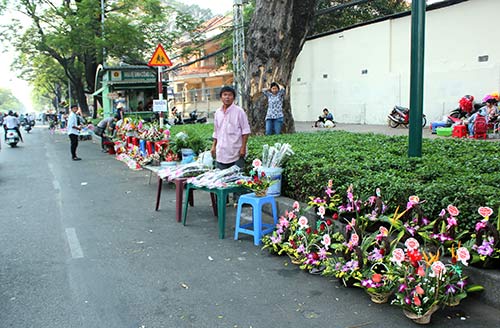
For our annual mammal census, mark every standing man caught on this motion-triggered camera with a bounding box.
[211,86,251,169]
[67,104,82,160]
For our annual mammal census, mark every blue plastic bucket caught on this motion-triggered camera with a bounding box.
[258,167,283,197]
[181,148,195,164]
[139,139,147,156]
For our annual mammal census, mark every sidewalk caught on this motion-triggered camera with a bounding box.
[294,121,500,141]
[294,121,437,137]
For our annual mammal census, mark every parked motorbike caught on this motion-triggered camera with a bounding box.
[5,128,20,147]
[388,105,427,128]
[170,109,207,125]
[449,95,475,120]
[183,110,207,124]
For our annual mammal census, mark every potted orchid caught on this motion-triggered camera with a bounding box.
[262,201,302,255]
[466,206,500,269]
[357,262,398,304]
[355,226,397,303]
[390,237,473,324]
[297,206,344,274]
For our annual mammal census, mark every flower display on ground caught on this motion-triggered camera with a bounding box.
[261,179,488,324]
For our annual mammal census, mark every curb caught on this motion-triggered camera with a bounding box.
[269,195,500,309]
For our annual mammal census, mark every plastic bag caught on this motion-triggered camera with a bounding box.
[197,151,214,169]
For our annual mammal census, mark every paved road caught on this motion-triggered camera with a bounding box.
[1,126,499,328]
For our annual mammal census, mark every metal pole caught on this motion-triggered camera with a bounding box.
[101,0,106,66]
[158,66,163,129]
[408,0,426,158]
[233,0,246,107]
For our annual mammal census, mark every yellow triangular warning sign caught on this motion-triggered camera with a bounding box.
[148,44,172,67]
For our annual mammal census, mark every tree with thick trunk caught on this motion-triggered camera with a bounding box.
[245,0,317,134]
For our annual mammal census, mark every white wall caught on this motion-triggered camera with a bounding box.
[291,0,500,124]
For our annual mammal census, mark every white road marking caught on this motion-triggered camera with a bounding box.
[65,228,84,259]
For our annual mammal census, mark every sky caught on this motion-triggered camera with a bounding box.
[0,9,32,111]
[180,0,234,15]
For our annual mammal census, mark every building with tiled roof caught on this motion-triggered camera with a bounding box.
[169,15,234,117]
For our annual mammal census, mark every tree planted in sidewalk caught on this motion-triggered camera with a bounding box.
[245,0,317,134]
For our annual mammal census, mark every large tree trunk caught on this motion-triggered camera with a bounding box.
[245,0,317,134]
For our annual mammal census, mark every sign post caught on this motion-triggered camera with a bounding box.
[148,43,173,129]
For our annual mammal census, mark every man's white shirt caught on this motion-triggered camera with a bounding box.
[4,116,19,129]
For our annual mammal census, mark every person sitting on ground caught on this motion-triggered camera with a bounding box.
[315,108,335,127]
[481,95,499,123]
[95,115,119,152]
[171,107,183,125]
[467,105,488,137]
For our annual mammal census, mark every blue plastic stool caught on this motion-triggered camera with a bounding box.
[234,193,278,245]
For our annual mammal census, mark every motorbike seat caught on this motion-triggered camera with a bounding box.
[394,105,409,112]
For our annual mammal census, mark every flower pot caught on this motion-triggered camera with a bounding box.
[445,298,460,307]
[403,304,440,325]
[139,139,147,156]
[339,277,358,288]
[146,141,154,155]
[287,253,304,265]
[367,291,391,304]
[255,189,268,197]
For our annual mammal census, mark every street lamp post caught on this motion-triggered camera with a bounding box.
[101,0,106,66]
[408,0,426,158]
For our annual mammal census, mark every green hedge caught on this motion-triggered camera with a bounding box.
[170,124,214,153]
[170,124,214,140]
[247,131,500,232]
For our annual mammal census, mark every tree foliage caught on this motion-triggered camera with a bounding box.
[0,87,24,112]
[216,0,255,70]
[313,0,410,35]
[3,0,203,114]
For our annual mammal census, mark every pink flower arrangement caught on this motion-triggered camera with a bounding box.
[392,238,471,319]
